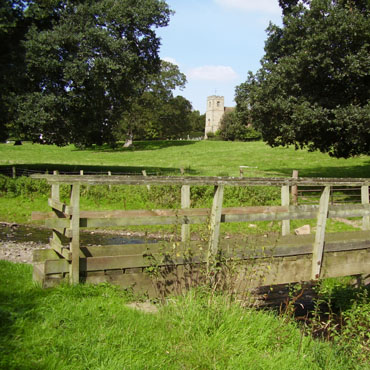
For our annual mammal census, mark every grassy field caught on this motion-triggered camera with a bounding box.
[1,260,367,370]
[1,142,369,368]
[1,140,369,177]
[0,140,369,229]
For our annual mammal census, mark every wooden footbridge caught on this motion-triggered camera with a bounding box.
[31,174,370,297]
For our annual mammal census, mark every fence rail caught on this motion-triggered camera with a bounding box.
[31,174,370,294]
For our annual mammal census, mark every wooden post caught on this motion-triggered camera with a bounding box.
[51,171,61,258]
[80,170,84,176]
[311,186,330,280]
[207,185,224,266]
[12,166,16,179]
[291,170,298,205]
[180,168,185,175]
[108,171,111,190]
[281,185,290,236]
[69,183,80,284]
[52,171,60,201]
[362,185,370,230]
[181,185,190,242]
[142,170,150,190]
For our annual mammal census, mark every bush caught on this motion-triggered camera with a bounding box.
[219,111,261,141]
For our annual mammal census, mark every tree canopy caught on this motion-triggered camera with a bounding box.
[117,60,194,141]
[1,0,172,146]
[236,0,370,158]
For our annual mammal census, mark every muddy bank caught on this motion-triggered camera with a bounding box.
[0,222,158,264]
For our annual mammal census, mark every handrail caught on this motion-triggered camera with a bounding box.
[31,174,370,187]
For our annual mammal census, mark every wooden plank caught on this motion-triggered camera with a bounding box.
[69,183,80,284]
[39,248,370,295]
[30,174,370,187]
[181,185,191,242]
[291,170,299,205]
[281,185,290,236]
[208,185,224,265]
[45,259,69,274]
[75,230,370,260]
[311,186,330,280]
[48,198,73,215]
[362,185,370,230]
[50,238,71,260]
[36,203,370,224]
[84,271,157,297]
[33,248,60,262]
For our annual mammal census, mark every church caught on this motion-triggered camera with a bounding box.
[204,95,234,137]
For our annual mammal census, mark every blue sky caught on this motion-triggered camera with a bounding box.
[156,0,283,113]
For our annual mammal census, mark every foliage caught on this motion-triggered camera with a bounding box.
[117,61,192,141]
[0,0,29,142]
[219,110,261,141]
[307,277,370,364]
[0,261,358,369]
[3,0,172,147]
[237,0,370,158]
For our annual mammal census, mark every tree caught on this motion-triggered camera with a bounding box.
[118,60,192,141]
[6,0,172,146]
[188,110,205,137]
[236,0,370,158]
[219,110,261,141]
[0,0,30,141]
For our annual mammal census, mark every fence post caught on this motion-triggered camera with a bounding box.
[291,170,298,205]
[52,171,60,200]
[362,184,370,230]
[80,170,84,176]
[142,170,150,190]
[207,185,224,268]
[281,185,290,236]
[181,185,190,242]
[311,186,330,280]
[12,166,16,179]
[69,183,80,284]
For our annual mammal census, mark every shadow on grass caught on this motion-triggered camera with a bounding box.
[0,262,49,365]
[0,163,199,176]
[73,140,198,152]
[264,161,370,179]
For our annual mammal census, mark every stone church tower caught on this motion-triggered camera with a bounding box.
[205,95,225,137]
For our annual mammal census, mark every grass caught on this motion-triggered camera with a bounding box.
[0,140,368,230]
[0,260,363,370]
[1,140,369,177]
[0,142,369,368]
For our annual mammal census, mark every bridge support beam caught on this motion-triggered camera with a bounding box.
[311,186,330,280]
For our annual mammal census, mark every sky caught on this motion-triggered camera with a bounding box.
[156,0,283,114]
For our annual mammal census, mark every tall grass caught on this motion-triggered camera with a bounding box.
[0,260,362,370]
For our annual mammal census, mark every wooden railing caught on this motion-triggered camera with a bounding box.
[31,174,370,291]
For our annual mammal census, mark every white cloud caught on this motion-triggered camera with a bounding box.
[214,0,281,14]
[187,65,238,82]
[162,57,179,66]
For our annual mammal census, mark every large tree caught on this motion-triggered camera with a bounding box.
[118,60,192,141]
[0,0,30,141]
[237,0,369,158]
[4,0,171,146]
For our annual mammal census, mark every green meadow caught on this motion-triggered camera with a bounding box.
[1,140,369,177]
[1,261,369,370]
[0,141,370,368]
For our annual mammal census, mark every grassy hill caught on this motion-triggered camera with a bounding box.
[1,140,369,178]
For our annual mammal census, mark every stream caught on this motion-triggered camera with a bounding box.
[0,223,154,246]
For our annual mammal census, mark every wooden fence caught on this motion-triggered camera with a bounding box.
[31,174,370,296]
